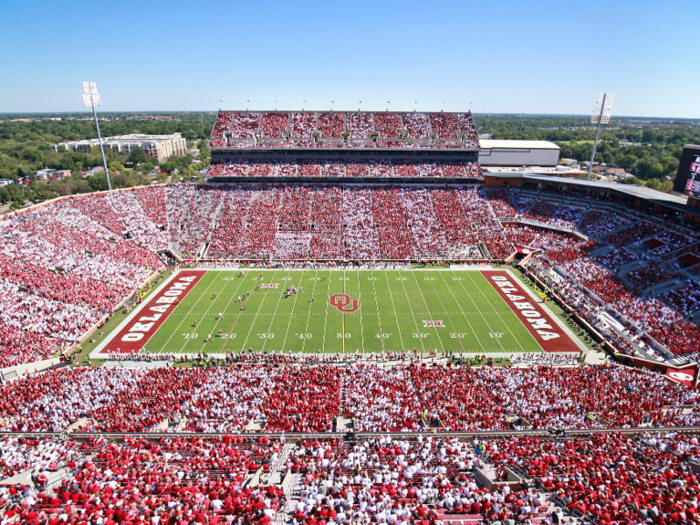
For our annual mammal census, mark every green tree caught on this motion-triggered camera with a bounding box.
[129,147,147,165]
[616,154,637,171]
[659,180,674,193]
[644,178,661,190]
[88,173,108,191]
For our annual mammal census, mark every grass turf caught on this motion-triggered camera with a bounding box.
[142,269,549,355]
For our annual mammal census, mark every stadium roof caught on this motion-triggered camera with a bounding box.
[487,172,690,205]
[479,140,560,150]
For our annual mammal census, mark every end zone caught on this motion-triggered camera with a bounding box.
[483,269,584,353]
[91,270,206,357]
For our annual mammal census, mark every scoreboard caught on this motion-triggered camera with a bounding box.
[674,145,700,199]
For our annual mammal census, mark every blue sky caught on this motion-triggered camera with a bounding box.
[1,0,697,117]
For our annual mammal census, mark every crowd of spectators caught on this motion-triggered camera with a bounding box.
[602,221,664,248]
[646,229,696,257]
[660,279,700,318]
[232,112,262,138]
[484,432,700,525]
[0,364,698,434]
[0,435,284,525]
[208,161,482,179]
[209,111,480,149]
[0,193,163,367]
[577,210,630,238]
[483,188,517,218]
[6,430,700,525]
[521,201,559,225]
[595,248,638,272]
[624,263,680,291]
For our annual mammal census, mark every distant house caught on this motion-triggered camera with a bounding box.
[605,168,625,175]
[35,169,72,180]
[619,139,643,147]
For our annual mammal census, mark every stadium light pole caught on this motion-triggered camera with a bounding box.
[587,93,614,181]
[82,82,112,191]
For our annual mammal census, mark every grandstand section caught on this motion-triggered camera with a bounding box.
[207,110,481,182]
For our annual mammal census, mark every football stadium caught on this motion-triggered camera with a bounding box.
[2,109,700,525]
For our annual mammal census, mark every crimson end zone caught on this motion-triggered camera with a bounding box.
[484,270,582,353]
[91,270,205,356]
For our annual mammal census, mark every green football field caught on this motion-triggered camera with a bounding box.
[141,269,549,355]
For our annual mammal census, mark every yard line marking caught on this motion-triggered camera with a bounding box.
[216,272,256,353]
[239,270,280,352]
[155,270,223,354]
[448,269,508,352]
[382,270,408,353]
[321,272,331,353]
[421,271,464,353]
[180,271,242,354]
[461,270,526,352]
[261,270,292,352]
[370,270,386,353]
[198,273,248,354]
[301,271,319,354]
[357,269,366,354]
[393,270,427,353]
[434,271,485,353]
[279,270,305,353]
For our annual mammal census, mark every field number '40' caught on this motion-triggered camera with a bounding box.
[489,332,504,338]
[375,333,392,339]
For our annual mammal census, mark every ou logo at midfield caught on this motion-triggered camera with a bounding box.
[330,294,359,313]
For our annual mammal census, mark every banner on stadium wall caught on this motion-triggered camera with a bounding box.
[666,367,696,388]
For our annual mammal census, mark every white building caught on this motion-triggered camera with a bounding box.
[51,133,187,161]
[478,140,560,167]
